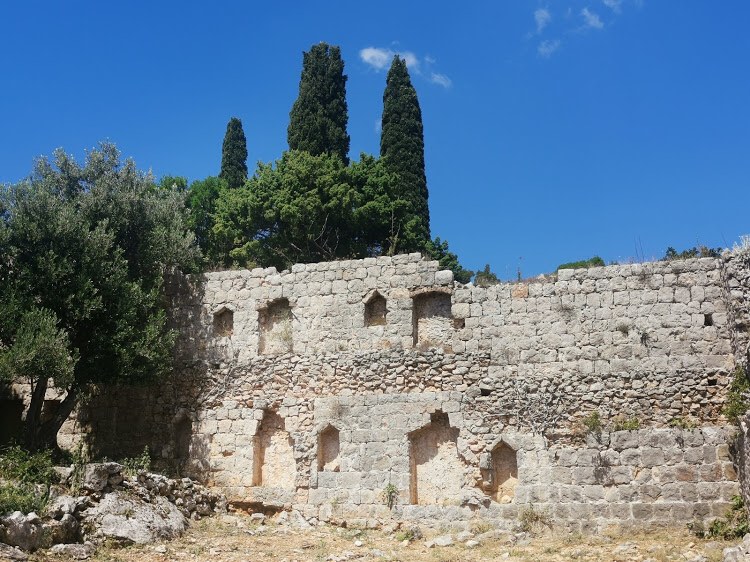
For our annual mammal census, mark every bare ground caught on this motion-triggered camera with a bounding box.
[33,513,731,562]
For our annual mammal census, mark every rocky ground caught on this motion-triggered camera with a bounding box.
[14,511,743,562]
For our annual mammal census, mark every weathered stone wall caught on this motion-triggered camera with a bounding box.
[75,252,750,530]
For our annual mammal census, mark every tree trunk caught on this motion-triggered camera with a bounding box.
[23,376,47,451]
[24,381,78,453]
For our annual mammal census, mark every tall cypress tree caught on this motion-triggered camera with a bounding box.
[380,55,430,251]
[219,117,248,189]
[287,43,350,164]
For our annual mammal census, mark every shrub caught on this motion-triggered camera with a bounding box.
[0,445,56,485]
[518,505,552,533]
[690,495,749,539]
[663,246,722,261]
[0,482,48,515]
[0,446,56,515]
[381,483,399,509]
[612,416,641,431]
[557,256,605,271]
[582,411,603,435]
[725,366,750,424]
[120,446,152,477]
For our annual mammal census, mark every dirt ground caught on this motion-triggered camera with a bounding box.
[34,513,732,562]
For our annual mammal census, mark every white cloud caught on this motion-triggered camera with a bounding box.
[429,72,452,88]
[538,39,561,58]
[359,45,449,87]
[400,51,420,71]
[375,118,382,134]
[359,47,419,71]
[359,47,392,70]
[581,7,604,29]
[534,8,552,34]
[602,0,622,13]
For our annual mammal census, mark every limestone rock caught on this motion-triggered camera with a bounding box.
[81,491,187,544]
[425,534,453,547]
[49,542,96,560]
[0,511,43,551]
[82,463,123,492]
[0,542,28,561]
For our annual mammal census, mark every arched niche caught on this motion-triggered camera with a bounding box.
[364,290,387,327]
[172,411,193,472]
[407,411,465,505]
[213,306,234,337]
[485,441,518,503]
[411,289,452,348]
[317,424,341,472]
[258,298,292,355]
[252,410,296,489]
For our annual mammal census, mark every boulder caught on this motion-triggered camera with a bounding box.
[46,495,89,519]
[81,491,187,544]
[0,511,43,551]
[0,542,28,561]
[43,513,80,545]
[82,463,123,492]
[49,542,96,560]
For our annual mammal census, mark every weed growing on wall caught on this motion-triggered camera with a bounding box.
[725,366,750,424]
[583,411,603,435]
[381,483,399,509]
[120,446,152,477]
[612,416,641,431]
[689,495,749,539]
[668,416,698,429]
[518,505,552,533]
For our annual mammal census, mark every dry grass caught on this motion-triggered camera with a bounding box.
[34,513,731,562]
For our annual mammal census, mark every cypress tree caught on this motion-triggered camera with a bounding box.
[380,55,430,251]
[287,43,350,164]
[219,117,248,189]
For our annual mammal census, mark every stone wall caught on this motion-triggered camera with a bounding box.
[75,252,750,530]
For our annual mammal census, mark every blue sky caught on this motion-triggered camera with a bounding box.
[2,1,748,278]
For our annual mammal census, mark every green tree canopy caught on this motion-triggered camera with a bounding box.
[425,237,473,284]
[186,176,228,265]
[0,144,200,451]
[474,264,500,287]
[219,117,248,189]
[213,150,366,270]
[288,43,350,164]
[380,55,430,251]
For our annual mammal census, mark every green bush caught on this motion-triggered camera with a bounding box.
[663,246,722,261]
[724,366,750,424]
[557,256,605,271]
[120,446,151,477]
[612,416,641,431]
[0,445,56,485]
[582,411,603,435]
[0,482,48,515]
[0,446,56,515]
[690,495,749,539]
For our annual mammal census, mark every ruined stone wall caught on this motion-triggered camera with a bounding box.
[77,253,750,531]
